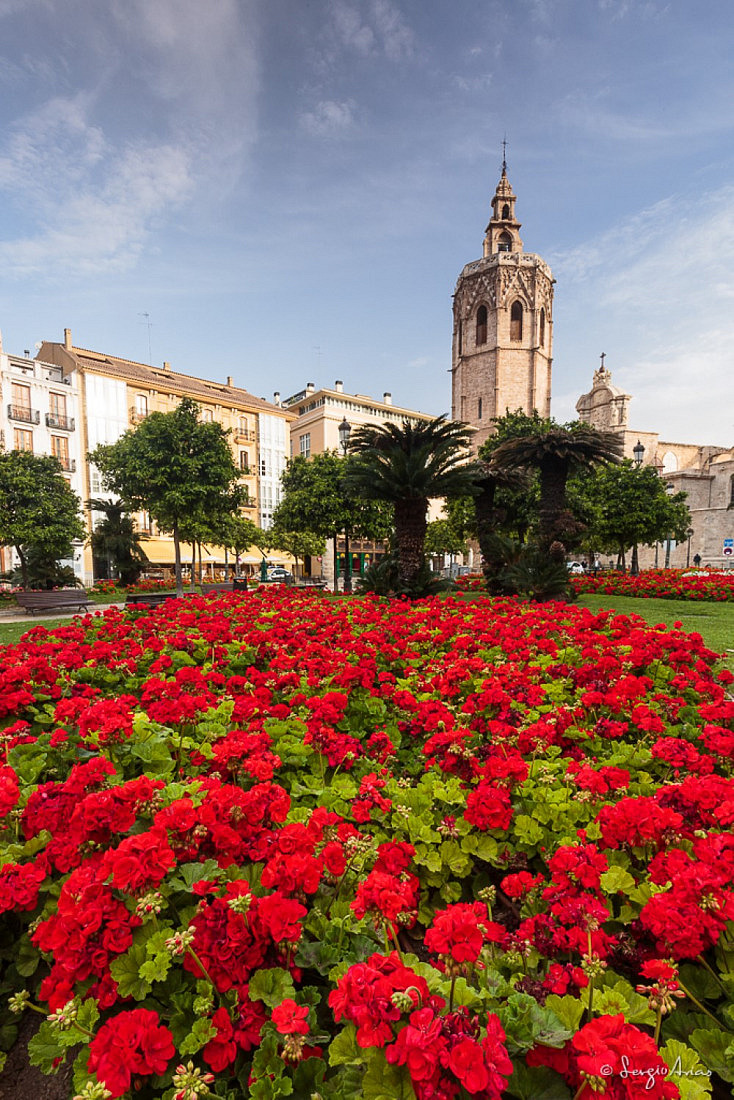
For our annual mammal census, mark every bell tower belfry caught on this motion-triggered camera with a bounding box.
[451,156,554,450]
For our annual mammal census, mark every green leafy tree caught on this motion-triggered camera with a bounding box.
[424,518,467,564]
[90,397,244,596]
[490,419,623,549]
[0,451,85,589]
[263,527,326,577]
[274,451,391,592]
[220,515,263,576]
[345,417,477,592]
[88,498,148,585]
[575,462,691,570]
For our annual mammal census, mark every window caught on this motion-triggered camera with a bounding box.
[51,435,69,467]
[501,203,510,219]
[510,301,523,341]
[49,392,67,418]
[259,457,267,477]
[135,393,148,416]
[11,382,30,409]
[475,306,488,346]
[239,416,248,433]
[299,433,311,458]
[239,450,249,472]
[539,308,546,347]
[14,428,33,452]
[457,320,462,356]
[497,232,512,252]
[478,397,483,420]
[139,511,152,533]
[201,408,213,422]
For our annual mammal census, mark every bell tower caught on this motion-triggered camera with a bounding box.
[451,156,554,451]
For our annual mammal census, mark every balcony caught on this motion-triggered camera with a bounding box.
[8,404,40,425]
[129,407,148,424]
[46,412,75,431]
[56,457,76,473]
[242,495,257,509]
[234,429,257,444]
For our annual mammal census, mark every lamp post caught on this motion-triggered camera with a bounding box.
[338,418,352,593]
[664,482,674,569]
[686,528,694,568]
[630,441,645,575]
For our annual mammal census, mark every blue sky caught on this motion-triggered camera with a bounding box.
[0,0,732,444]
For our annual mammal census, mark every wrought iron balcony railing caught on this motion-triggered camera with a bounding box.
[46,412,75,431]
[8,404,39,424]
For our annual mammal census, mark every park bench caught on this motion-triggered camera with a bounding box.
[15,589,90,615]
[125,591,183,608]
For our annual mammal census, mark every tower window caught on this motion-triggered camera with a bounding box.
[457,319,463,355]
[501,203,510,219]
[497,232,512,252]
[539,308,546,347]
[510,301,523,341]
[475,305,487,346]
[478,397,482,420]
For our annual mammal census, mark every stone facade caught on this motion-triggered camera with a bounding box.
[451,165,553,452]
[576,361,734,570]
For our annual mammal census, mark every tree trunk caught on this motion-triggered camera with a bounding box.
[16,544,28,589]
[474,480,497,585]
[173,525,183,596]
[538,457,569,549]
[190,542,196,588]
[333,535,339,594]
[394,498,428,590]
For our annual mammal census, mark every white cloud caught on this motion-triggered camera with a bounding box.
[301,98,356,136]
[553,185,734,444]
[329,0,414,60]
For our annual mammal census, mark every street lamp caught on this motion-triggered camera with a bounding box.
[686,527,694,568]
[633,440,645,468]
[664,482,675,569]
[338,418,352,593]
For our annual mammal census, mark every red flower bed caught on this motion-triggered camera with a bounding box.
[571,568,734,601]
[0,589,732,1098]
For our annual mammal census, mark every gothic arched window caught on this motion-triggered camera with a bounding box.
[476,305,488,346]
[510,301,523,342]
[501,204,510,220]
[539,308,546,346]
[497,232,512,253]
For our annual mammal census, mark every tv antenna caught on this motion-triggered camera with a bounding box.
[138,312,153,364]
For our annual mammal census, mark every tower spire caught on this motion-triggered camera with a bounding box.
[502,134,508,175]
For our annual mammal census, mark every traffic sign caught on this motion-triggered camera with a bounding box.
[724,539,733,557]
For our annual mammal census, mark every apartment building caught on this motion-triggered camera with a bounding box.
[37,329,294,582]
[279,380,438,585]
[0,340,85,580]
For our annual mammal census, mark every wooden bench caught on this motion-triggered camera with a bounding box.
[15,589,90,615]
[125,590,182,608]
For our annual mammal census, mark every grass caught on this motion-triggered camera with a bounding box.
[0,617,74,647]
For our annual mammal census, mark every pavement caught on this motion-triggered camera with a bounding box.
[0,602,126,624]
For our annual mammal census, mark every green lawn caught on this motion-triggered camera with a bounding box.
[0,617,73,647]
[577,593,734,671]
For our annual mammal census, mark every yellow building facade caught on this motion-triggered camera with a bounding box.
[38,330,294,584]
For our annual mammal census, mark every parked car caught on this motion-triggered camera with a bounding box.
[267,567,292,582]
[566,561,586,574]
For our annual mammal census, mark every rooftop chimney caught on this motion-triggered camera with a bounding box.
[64,328,72,350]
[163,361,171,371]
[306,382,315,395]
[334,379,343,393]
[227,375,234,387]
[383,392,392,405]
[273,391,281,406]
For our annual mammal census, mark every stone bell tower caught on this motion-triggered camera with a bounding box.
[451,157,554,451]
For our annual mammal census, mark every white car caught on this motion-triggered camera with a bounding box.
[566,562,586,574]
[267,567,292,582]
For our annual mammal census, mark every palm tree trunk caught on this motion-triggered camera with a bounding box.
[394,498,428,589]
[538,457,569,549]
[16,544,29,589]
[474,480,497,585]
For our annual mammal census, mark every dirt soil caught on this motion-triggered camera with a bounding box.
[0,1012,74,1100]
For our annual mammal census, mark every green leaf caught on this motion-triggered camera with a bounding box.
[679,963,722,1002]
[505,1061,571,1099]
[179,1015,216,1056]
[513,815,544,846]
[660,1040,713,1100]
[109,942,152,1000]
[599,865,636,894]
[543,994,585,1033]
[362,1050,417,1100]
[15,937,41,977]
[329,1024,366,1067]
[689,1028,734,1084]
[27,1021,65,1074]
[594,979,655,1026]
[248,967,296,1008]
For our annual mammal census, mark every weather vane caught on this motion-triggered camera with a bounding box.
[502,135,508,173]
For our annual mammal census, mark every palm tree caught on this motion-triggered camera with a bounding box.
[345,417,477,591]
[490,425,623,549]
[88,498,148,585]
